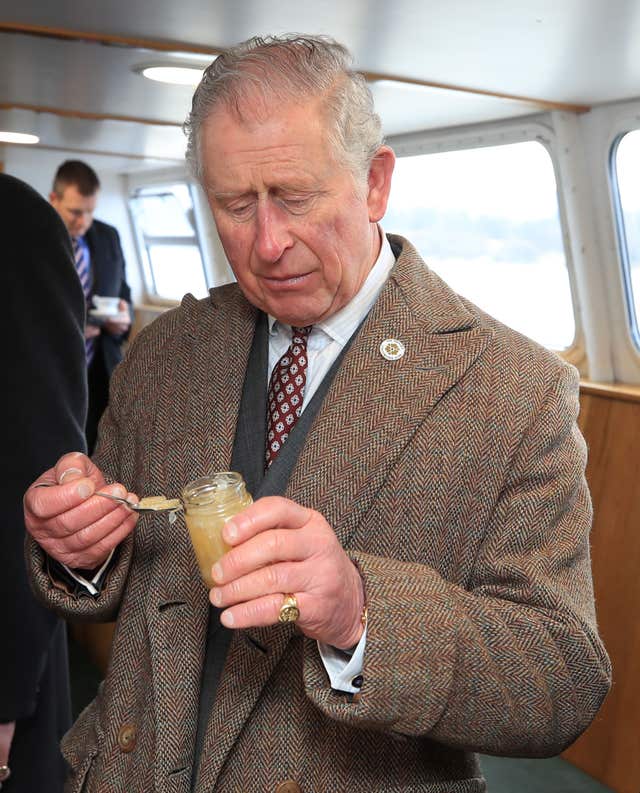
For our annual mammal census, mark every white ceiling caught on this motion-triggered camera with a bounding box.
[1,0,639,166]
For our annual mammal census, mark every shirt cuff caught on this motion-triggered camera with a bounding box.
[317,625,367,694]
[51,549,115,596]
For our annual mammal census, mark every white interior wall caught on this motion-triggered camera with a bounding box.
[2,145,145,304]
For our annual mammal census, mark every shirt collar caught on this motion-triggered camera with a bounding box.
[268,226,395,343]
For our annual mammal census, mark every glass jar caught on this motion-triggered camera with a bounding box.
[182,472,253,587]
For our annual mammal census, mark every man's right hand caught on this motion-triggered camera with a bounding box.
[24,452,138,570]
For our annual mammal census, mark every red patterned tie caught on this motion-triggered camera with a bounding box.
[266,325,312,467]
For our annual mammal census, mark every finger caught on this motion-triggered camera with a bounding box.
[211,560,308,608]
[27,476,96,521]
[58,496,139,553]
[219,592,304,630]
[213,528,310,585]
[222,496,312,545]
[27,481,125,529]
[55,512,138,569]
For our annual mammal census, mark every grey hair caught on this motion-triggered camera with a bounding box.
[183,34,383,184]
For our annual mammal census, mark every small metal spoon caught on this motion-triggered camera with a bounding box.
[94,492,183,514]
[33,481,182,515]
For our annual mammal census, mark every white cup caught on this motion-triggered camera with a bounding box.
[93,296,121,315]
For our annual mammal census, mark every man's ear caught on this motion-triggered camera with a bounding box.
[49,191,58,207]
[366,146,396,222]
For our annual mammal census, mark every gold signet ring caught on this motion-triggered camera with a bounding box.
[278,593,300,623]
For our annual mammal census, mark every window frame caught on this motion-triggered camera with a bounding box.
[609,131,640,351]
[571,96,640,383]
[128,181,210,305]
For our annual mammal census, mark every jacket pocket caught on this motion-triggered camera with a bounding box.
[64,747,97,793]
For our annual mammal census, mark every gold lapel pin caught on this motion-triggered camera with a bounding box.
[380,338,405,361]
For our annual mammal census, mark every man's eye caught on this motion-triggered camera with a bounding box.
[228,203,254,219]
[281,196,312,213]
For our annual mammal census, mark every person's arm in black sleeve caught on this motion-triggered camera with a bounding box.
[0,173,87,725]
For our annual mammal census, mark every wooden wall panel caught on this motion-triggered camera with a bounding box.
[562,387,640,793]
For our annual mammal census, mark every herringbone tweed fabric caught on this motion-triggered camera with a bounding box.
[28,235,610,793]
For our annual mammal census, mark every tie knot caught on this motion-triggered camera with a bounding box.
[291,326,312,345]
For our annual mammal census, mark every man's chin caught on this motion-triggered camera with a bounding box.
[267,305,321,326]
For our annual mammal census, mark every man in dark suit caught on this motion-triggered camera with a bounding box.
[1,173,87,792]
[50,160,133,453]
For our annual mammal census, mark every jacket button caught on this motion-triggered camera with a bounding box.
[117,723,137,753]
[275,781,301,793]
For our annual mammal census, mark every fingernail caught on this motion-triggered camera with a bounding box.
[60,467,83,483]
[77,482,92,499]
[211,588,222,606]
[221,610,234,627]
[112,485,126,498]
[212,563,223,583]
[225,519,237,541]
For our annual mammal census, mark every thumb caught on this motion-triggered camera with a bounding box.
[54,452,104,487]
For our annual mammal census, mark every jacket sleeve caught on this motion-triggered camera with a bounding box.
[304,364,611,756]
[25,306,179,623]
[25,331,146,623]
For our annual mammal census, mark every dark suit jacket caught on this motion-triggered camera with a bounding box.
[1,173,87,792]
[85,218,132,377]
[28,235,610,792]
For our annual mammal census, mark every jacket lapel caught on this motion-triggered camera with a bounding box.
[195,237,494,789]
[290,237,494,547]
[84,226,100,295]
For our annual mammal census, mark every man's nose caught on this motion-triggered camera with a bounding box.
[255,201,293,263]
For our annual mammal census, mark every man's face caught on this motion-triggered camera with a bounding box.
[50,184,97,238]
[201,99,394,327]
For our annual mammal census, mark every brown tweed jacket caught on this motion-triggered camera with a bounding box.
[28,235,610,793]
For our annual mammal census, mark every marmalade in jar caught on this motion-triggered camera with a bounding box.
[182,472,252,587]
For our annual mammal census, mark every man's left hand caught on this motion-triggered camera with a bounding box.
[210,496,365,650]
[103,299,131,336]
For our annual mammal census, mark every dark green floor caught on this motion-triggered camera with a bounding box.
[69,636,612,792]
[481,755,612,793]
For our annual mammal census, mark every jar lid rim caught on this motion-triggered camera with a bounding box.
[182,472,246,503]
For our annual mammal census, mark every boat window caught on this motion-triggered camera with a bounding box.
[384,141,575,350]
[612,130,640,349]
[129,183,208,301]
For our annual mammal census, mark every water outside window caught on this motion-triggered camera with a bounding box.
[384,141,575,350]
[614,130,640,348]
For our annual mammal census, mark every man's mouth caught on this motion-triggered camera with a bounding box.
[261,272,311,289]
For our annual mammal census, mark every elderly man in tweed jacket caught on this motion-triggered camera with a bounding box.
[24,35,610,793]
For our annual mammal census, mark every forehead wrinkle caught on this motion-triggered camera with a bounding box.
[207,154,326,197]
[222,145,312,176]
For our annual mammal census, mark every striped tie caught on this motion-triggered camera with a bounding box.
[72,236,95,365]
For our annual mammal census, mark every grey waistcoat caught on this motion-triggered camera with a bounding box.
[191,313,358,787]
